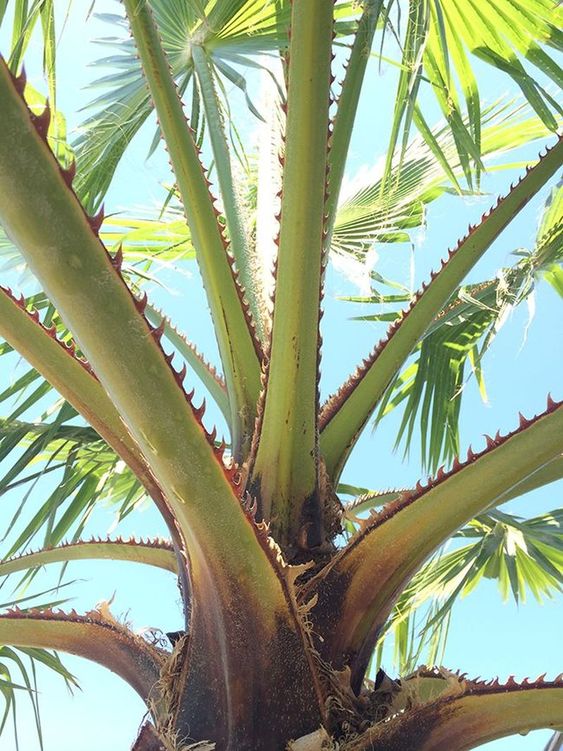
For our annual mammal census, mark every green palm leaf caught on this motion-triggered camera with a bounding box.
[381,0,562,187]
[381,507,562,674]
[0,0,57,107]
[373,183,562,471]
[0,644,76,747]
[0,404,148,563]
[74,1,360,212]
[75,2,295,211]
[332,97,557,264]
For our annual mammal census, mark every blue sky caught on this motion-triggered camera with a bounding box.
[0,2,561,749]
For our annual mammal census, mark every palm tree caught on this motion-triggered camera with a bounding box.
[0,1,561,749]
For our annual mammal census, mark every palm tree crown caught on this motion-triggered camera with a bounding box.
[0,1,561,749]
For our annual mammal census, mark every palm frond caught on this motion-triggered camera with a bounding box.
[0,405,148,564]
[381,0,562,187]
[381,507,562,674]
[0,644,76,748]
[332,96,557,266]
[0,0,58,106]
[373,182,562,471]
[74,1,317,211]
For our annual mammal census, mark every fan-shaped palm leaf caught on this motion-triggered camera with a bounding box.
[381,0,562,187]
[74,1,358,213]
[332,98,558,262]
